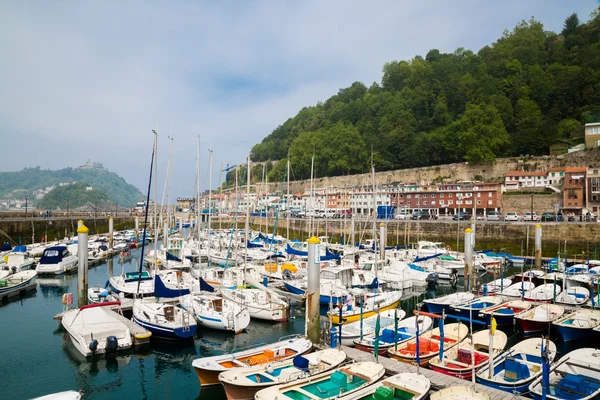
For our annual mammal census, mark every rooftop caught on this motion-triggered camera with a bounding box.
[505,170,547,177]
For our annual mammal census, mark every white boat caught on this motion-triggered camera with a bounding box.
[341,309,405,346]
[478,278,512,294]
[109,271,154,297]
[353,315,434,355]
[555,286,589,306]
[3,245,35,274]
[0,270,37,296]
[524,283,561,302]
[32,391,81,400]
[254,361,385,400]
[181,292,251,333]
[553,309,600,341]
[499,281,535,297]
[192,336,312,387]
[423,292,475,314]
[219,349,347,400]
[328,290,402,325]
[61,303,133,357]
[476,337,556,394]
[338,372,430,400]
[36,246,78,275]
[221,288,288,322]
[132,297,196,340]
[528,348,600,400]
[516,304,565,335]
[430,386,489,400]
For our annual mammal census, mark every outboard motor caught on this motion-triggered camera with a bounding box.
[450,268,458,282]
[426,272,438,289]
[89,339,99,355]
[11,266,16,274]
[106,336,118,353]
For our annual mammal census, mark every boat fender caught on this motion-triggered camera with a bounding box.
[62,294,69,305]
[106,336,118,353]
[266,364,274,374]
[89,339,98,354]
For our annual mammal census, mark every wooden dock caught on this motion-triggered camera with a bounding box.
[109,309,152,346]
[341,345,527,400]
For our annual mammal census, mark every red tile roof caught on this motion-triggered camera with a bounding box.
[564,167,587,173]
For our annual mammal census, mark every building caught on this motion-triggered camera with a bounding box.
[585,122,600,148]
[547,168,565,186]
[549,140,571,156]
[587,167,600,215]
[176,197,195,211]
[79,160,104,169]
[562,167,587,215]
[349,189,390,216]
[504,170,548,190]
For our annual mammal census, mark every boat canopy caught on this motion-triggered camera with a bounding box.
[40,246,68,264]
[154,274,190,298]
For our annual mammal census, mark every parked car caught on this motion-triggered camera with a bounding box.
[486,211,504,221]
[395,210,409,220]
[452,212,471,221]
[523,212,540,221]
[541,212,555,222]
[505,212,522,221]
[410,210,438,220]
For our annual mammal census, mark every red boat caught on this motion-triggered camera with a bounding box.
[514,304,565,335]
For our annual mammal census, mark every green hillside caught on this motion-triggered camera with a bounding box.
[37,183,113,210]
[0,166,144,207]
[251,10,600,182]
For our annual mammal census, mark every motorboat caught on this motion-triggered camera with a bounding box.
[3,245,35,274]
[36,246,78,275]
[181,292,251,334]
[0,270,37,297]
[336,372,430,400]
[341,309,404,346]
[388,322,469,367]
[328,290,402,325]
[553,309,600,341]
[218,349,347,400]
[221,288,288,322]
[61,302,133,357]
[528,348,600,400]
[478,300,531,327]
[515,304,565,335]
[555,286,589,306]
[192,336,312,387]
[476,337,556,394]
[450,296,504,321]
[109,271,154,297]
[254,361,385,400]
[524,283,561,303]
[429,329,508,380]
[353,315,433,355]
[31,391,82,400]
[423,292,475,314]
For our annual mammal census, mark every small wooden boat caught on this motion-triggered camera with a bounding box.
[192,336,312,387]
[516,269,545,282]
[524,283,561,303]
[499,281,535,298]
[32,391,82,400]
[553,308,600,341]
[475,337,556,394]
[254,361,385,400]
[329,291,402,325]
[218,349,347,400]
[450,296,504,321]
[477,278,512,295]
[423,292,474,314]
[429,329,508,380]
[430,386,489,400]
[528,348,600,400]
[388,322,469,367]
[478,300,531,326]
[555,286,590,306]
[337,372,430,400]
[353,315,433,355]
[515,304,565,335]
[341,309,404,346]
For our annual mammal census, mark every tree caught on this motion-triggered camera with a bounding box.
[514,98,543,154]
[455,103,509,163]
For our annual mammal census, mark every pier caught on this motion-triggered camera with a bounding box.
[341,345,527,399]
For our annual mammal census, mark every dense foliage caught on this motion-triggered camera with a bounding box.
[37,182,113,210]
[251,10,600,182]
[0,167,144,207]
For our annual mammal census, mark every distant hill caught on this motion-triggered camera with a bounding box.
[0,165,144,208]
[37,182,113,211]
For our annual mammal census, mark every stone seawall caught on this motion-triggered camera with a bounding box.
[500,193,562,213]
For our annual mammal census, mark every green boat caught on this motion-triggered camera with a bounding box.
[338,373,430,400]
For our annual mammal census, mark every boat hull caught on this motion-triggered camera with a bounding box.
[388,351,436,367]
[354,342,391,356]
[330,299,400,324]
[482,313,516,327]
[132,316,196,339]
[475,376,531,394]
[429,363,475,380]
[221,381,262,400]
[518,318,551,335]
[194,367,220,387]
[554,324,593,342]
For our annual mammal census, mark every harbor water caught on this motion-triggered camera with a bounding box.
[1,247,591,399]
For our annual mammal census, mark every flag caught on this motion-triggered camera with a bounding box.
[373,313,381,361]
[491,316,497,335]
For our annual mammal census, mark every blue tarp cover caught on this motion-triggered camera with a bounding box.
[154,275,190,298]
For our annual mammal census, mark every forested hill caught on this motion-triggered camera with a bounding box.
[251,10,600,182]
[37,183,112,211]
[0,166,144,207]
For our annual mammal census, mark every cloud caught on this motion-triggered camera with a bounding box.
[0,1,597,199]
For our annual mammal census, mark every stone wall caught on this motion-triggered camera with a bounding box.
[499,194,561,214]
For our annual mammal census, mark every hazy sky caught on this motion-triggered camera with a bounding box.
[1,1,597,198]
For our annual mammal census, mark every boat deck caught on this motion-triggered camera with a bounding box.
[109,309,152,346]
[341,345,528,400]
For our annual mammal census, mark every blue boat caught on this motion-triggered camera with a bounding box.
[450,296,503,321]
[479,300,531,327]
[282,281,344,305]
[528,348,600,400]
[552,309,600,342]
[423,292,474,314]
[476,338,556,394]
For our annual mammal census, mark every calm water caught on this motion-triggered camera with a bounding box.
[1,250,585,400]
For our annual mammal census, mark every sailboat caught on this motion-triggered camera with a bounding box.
[423,292,474,314]
[221,287,288,322]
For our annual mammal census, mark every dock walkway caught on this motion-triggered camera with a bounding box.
[109,309,151,346]
[341,345,527,400]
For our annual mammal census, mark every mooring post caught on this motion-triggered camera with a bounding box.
[471,220,476,249]
[464,228,473,291]
[77,223,89,307]
[163,219,168,248]
[350,217,355,248]
[135,216,140,242]
[108,217,114,249]
[379,222,386,261]
[535,224,542,269]
[77,220,83,230]
[306,236,321,344]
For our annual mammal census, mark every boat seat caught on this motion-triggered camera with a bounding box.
[504,359,530,382]
[293,355,309,372]
[330,371,348,389]
[380,329,396,344]
[374,386,394,400]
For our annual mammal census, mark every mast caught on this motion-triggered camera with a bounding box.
[286,155,290,241]
[196,135,201,241]
[207,149,213,267]
[164,136,174,269]
[309,150,315,237]
[138,131,157,295]
[371,149,377,251]
[245,155,251,274]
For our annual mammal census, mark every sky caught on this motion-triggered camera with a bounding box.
[0,1,598,200]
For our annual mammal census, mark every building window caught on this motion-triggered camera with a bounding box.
[448,193,453,198]
[477,192,481,197]
[432,194,436,198]
[488,200,493,205]
[423,194,428,198]
[407,195,411,199]
[477,200,481,205]
[448,200,453,205]
[440,200,444,205]
[440,193,444,198]
[423,201,428,205]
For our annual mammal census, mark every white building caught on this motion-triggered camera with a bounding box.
[504,170,548,190]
